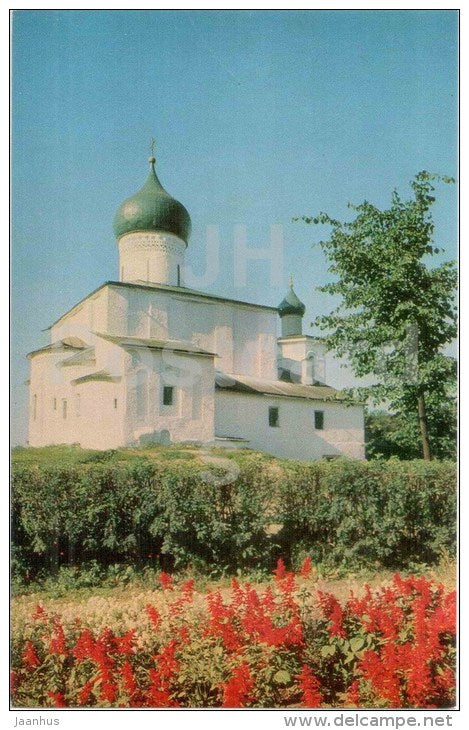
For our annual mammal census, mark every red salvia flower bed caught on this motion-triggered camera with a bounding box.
[11,560,456,709]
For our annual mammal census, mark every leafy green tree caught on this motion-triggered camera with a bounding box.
[365,408,456,461]
[298,172,456,460]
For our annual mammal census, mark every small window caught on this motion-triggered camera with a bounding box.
[114,398,118,409]
[163,386,174,406]
[269,406,279,427]
[62,399,67,420]
[75,394,81,417]
[53,398,57,411]
[177,264,181,286]
[314,410,324,430]
[33,394,37,421]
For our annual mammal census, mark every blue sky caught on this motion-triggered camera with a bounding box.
[11,10,458,445]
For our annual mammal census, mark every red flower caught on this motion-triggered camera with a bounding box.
[145,603,162,630]
[297,665,322,708]
[158,571,173,590]
[222,661,255,707]
[73,628,95,661]
[22,641,41,669]
[116,628,136,655]
[49,620,68,655]
[122,659,137,696]
[78,679,95,706]
[298,556,313,578]
[274,558,287,579]
[178,626,190,643]
[146,669,177,707]
[154,640,179,680]
[346,680,361,706]
[207,590,241,651]
[260,586,276,612]
[360,646,402,707]
[101,682,117,703]
[317,590,346,637]
[181,578,195,595]
[47,691,67,707]
[32,604,47,621]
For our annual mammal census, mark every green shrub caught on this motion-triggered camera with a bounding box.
[11,452,456,581]
[277,458,456,570]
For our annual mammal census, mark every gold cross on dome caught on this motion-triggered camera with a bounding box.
[150,138,156,156]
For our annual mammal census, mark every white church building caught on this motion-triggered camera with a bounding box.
[27,151,365,461]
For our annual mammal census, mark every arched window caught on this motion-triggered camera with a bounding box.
[304,351,315,385]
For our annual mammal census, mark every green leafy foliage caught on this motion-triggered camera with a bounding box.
[366,410,456,461]
[297,172,457,460]
[12,453,456,581]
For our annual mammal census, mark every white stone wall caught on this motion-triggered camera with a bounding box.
[28,334,216,449]
[50,285,278,381]
[118,231,186,285]
[106,285,278,380]
[28,349,124,449]
[214,390,365,461]
[71,381,124,449]
[51,289,109,344]
[121,348,215,445]
[277,336,327,384]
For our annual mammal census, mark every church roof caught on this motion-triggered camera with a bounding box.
[127,281,278,310]
[215,373,346,402]
[71,369,121,385]
[113,155,191,243]
[59,347,96,367]
[95,333,218,358]
[27,337,88,359]
[46,281,277,330]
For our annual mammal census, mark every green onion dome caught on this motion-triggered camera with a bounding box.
[278,279,306,317]
[113,156,191,244]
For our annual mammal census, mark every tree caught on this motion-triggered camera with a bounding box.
[365,408,456,461]
[298,172,457,460]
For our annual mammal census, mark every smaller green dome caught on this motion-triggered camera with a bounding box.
[113,157,191,243]
[278,280,306,317]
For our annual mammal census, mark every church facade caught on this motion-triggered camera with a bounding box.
[27,152,365,461]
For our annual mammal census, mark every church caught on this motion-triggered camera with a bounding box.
[27,150,365,461]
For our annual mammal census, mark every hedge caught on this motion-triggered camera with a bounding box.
[11,455,456,577]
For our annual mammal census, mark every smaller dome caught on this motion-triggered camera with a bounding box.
[113,156,191,243]
[278,279,306,317]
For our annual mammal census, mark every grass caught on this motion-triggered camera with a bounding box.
[12,555,457,601]
[11,443,280,468]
